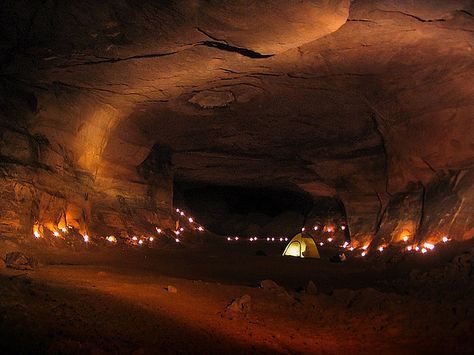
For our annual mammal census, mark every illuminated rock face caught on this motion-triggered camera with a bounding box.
[0,0,473,242]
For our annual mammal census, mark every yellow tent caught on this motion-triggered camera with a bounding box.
[282,233,320,258]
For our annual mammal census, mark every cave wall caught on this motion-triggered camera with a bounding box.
[0,0,473,244]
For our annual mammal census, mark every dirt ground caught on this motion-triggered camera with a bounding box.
[1,239,473,354]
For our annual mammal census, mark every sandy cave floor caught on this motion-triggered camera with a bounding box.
[1,240,474,354]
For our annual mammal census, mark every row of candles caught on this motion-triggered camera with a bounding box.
[224,223,452,257]
[32,207,205,246]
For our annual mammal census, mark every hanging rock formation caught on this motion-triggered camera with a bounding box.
[0,0,473,244]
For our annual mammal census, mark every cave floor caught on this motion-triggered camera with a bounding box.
[1,242,473,354]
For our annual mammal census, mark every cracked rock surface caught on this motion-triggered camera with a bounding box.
[0,0,473,244]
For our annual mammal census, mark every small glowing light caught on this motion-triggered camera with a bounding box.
[378,246,384,252]
[61,228,67,233]
[362,245,369,250]
[349,247,354,251]
[301,227,305,232]
[107,236,117,243]
[254,237,258,241]
[198,226,204,232]
[361,251,367,257]
[341,225,346,231]
[174,231,180,235]
[442,236,449,243]
[285,238,288,241]
[402,235,409,242]
[327,237,333,242]
[188,217,194,223]
[138,240,144,245]
[235,237,239,241]
[53,231,60,237]
[34,231,41,239]
[180,227,184,232]
[149,236,154,242]
[156,227,162,234]
[180,212,184,216]
[267,237,270,241]
[68,225,73,229]
[271,237,275,241]
[421,247,427,254]
[415,246,420,251]
[176,208,180,212]
[83,234,89,243]
[250,237,253,241]
[423,242,435,250]
[175,238,180,243]
[319,242,324,246]
[327,227,334,233]
[227,237,231,241]
[407,245,413,251]
[343,242,349,248]
[132,236,138,241]
[313,226,319,231]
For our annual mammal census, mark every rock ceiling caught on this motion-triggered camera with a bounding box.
[0,0,473,244]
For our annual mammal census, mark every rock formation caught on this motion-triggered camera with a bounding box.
[0,0,473,245]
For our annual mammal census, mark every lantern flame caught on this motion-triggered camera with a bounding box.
[423,242,435,250]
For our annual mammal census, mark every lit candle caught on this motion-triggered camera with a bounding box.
[83,235,89,243]
[423,242,435,250]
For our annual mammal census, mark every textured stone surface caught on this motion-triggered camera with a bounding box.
[0,0,473,243]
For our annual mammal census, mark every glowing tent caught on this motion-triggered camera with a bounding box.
[282,233,320,258]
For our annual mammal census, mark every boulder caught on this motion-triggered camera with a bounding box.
[226,294,251,314]
[4,252,38,270]
[166,285,178,293]
[306,280,318,295]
